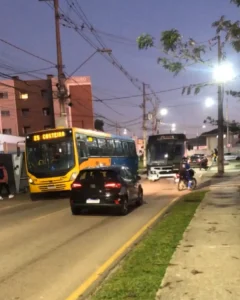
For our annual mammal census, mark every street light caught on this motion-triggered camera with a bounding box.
[160,108,168,116]
[172,123,176,128]
[205,97,214,108]
[123,128,127,135]
[213,62,235,83]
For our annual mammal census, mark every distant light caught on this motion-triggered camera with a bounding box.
[172,123,176,128]
[213,62,235,83]
[160,108,168,116]
[171,127,176,132]
[164,153,168,158]
[202,125,206,129]
[205,97,214,108]
[123,129,127,135]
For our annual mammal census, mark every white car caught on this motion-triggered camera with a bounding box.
[224,153,239,161]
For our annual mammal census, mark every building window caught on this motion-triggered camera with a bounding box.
[23,126,31,134]
[22,108,30,116]
[19,92,29,100]
[3,128,12,135]
[42,107,50,116]
[44,125,52,130]
[1,110,10,117]
[41,89,49,99]
[0,92,8,99]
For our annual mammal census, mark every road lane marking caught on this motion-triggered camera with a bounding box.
[0,202,34,212]
[33,207,69,221]
[65,196,179,300]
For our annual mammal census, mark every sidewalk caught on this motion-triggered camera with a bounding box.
[156,175,240,300]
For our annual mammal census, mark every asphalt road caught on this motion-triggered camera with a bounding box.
[0,169,215,300]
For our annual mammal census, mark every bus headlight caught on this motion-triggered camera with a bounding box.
[70,172,78,181]
[28,178,33,184]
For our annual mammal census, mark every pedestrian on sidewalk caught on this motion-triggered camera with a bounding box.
[0,163,14,200]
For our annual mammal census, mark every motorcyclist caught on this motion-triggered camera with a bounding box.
[179,156,192,189]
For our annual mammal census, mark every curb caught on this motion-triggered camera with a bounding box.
[66,196,183,300]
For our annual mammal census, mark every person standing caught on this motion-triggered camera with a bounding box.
[0,163,14,200]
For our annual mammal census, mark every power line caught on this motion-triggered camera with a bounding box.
[0,38,56,66]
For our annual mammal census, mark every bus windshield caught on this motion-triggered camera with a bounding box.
[26,139,75,176]
[148,141,184,163]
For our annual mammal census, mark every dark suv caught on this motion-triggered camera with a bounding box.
[70,166,143,215]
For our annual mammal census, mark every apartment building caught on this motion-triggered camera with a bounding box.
[0,75,94,136]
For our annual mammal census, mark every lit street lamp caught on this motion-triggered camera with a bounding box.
[160,108,168,116]
[213,62,235,83]
[205,97,214,108]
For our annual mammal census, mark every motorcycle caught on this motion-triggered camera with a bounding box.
[175,168,197,191]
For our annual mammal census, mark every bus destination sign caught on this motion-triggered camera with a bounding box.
[157,135,175,140]
[33,131,66,142]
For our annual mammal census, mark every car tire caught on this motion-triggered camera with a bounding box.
[119,198,129,216]
[71,206,82,215]
[136,189,143,206]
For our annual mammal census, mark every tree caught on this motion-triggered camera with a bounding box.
[137,1,240,94]
[137,0,240,175]
[204,116,240,133]
[94,119,104,131]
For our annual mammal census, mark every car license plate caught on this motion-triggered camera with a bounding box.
[86,199,100,204]
[48,185,56,189]
[90,184,96,188]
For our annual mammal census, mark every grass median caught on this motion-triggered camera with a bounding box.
[91,191,207,300]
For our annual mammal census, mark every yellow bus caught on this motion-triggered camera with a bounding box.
[23,127,138,200]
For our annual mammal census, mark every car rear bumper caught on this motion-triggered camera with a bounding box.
[70,202,121,209]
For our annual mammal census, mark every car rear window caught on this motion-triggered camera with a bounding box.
[78,170,119,182]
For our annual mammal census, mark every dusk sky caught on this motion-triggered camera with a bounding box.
[1,0,240,137]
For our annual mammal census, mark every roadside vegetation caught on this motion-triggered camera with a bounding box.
[91,191,207,300]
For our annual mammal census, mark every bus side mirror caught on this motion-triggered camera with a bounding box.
[17,146,21,157]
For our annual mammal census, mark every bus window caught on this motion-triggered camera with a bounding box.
[128,142,137,157]
[87,136,99,156]
[114,139,123,156]
[122,141,129,156]
[97,138,107,156]
[106,139,115,155]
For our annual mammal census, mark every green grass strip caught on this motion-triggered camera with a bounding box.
[91,191,207,300]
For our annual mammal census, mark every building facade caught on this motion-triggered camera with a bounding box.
[0,75,94,136]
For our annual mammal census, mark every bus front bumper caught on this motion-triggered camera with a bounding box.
[29,180,73,194]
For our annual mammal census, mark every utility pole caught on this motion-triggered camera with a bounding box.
[226,97,230,151]
[40,0,68,127]
[152,101,159,135]
[217,35,224,175]
[142,83,147,168]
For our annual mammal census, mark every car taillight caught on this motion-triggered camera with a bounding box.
[71,182,82,189]
[105,182,121,188]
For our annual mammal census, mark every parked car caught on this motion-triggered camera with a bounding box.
[70,166,143,216]
[224,152,240,161]
[189,154,208,169]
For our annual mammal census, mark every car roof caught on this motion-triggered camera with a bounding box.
[79,165,127,173]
